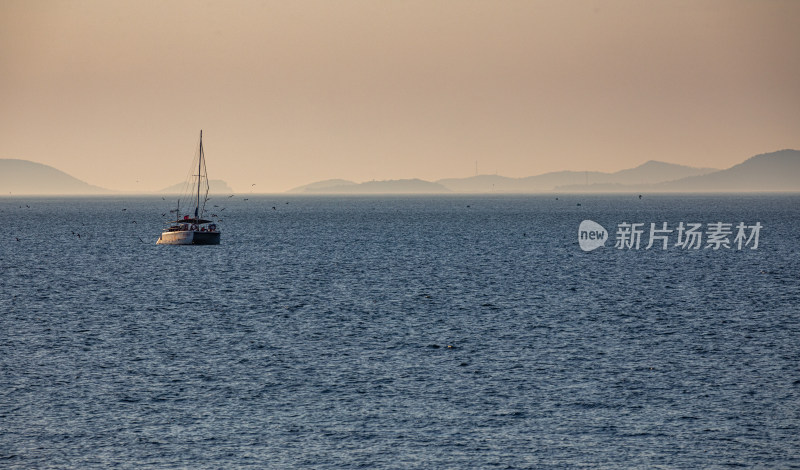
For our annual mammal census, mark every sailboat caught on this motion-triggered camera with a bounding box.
[156,130,221,245]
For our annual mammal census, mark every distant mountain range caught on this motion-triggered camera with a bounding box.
[3,149,799,195]
[652,149,800,192]
[288,149,800,194]
[436,160,719,193]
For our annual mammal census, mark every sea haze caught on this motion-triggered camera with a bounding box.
[2,195,799,468]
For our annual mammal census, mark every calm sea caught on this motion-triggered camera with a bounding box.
[2,194,799,469]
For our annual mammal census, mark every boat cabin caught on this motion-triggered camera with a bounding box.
[165,216,218,233]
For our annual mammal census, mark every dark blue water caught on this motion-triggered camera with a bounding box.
[2,194,799,468]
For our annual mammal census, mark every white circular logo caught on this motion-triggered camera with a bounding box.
[578,220,607,252]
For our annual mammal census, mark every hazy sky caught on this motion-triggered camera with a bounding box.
[2,0,798,192]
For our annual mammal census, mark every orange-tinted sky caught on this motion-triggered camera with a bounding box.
[1,0,798,192]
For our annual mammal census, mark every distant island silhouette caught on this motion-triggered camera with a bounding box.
[0,159,110,195]
[288,178,450,194]
[0,159,236,195]
[159,179,234,194]
[2,149,798,195]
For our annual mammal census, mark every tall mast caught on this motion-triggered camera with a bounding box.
[197,130,203,219]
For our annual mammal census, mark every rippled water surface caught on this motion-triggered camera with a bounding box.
[2,194,799,468]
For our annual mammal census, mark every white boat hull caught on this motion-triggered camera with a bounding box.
[156,230,220,245]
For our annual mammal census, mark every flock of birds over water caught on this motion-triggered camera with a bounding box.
[5,193,646,243]
[3,192,295,243]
